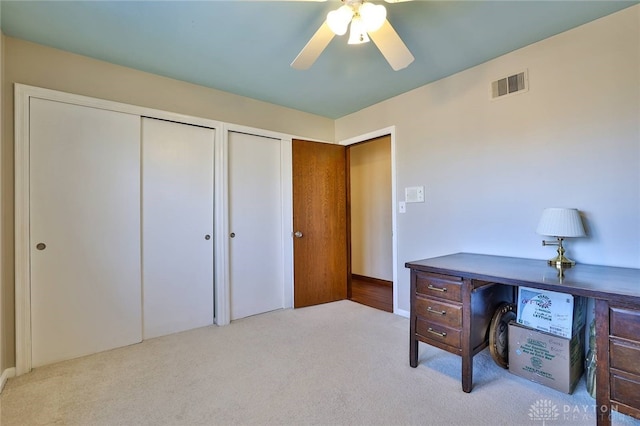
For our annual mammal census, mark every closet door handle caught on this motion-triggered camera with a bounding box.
[36,242,47,251]
[205,235,211,240]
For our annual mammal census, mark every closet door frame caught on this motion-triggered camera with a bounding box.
[14,84,228,375]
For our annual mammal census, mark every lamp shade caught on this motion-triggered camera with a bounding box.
[536,208,586,238]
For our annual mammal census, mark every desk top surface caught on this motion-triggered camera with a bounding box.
[406,253,640,302]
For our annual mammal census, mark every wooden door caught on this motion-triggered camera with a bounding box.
[141,118,215,339]
[229,132,284,320]
[292,140,347,308]
[30,98,142,367]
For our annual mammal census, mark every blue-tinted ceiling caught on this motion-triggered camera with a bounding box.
[1,0,637,119]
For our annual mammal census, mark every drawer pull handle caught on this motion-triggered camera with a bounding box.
[427,307,446,315]
[427,327,447,338]
[428,284,447,292]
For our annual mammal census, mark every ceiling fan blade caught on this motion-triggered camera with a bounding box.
[291,21,335,70]
[368,19,414,71]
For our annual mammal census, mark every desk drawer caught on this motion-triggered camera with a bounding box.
[611,369,640,409]
[610,339,640,376]
[415,272,462,302]
[610,307,640,342]
[416,317,461,349]
[415,296,462,328]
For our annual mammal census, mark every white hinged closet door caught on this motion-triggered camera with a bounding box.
[229,131,284,320]
[142,118,215,339]
[30,98,142,368]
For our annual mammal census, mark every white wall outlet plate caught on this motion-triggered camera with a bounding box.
[405,186,424,203]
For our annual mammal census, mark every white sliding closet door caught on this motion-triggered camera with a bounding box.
[229,132,284,320]
[142,118,215,339]
[30,98,142,368]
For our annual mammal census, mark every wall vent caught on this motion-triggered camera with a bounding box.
[491,70,528,99]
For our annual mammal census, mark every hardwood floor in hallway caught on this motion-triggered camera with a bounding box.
[349,275,393,313]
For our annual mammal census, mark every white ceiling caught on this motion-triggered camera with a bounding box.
[1,0,636,119]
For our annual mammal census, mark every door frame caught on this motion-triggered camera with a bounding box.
[14,84,225,375]
[338,126,400,315]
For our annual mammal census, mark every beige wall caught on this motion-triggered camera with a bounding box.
[349,136,392,281]
[4,38,334,141]
[1,37,334,371]
[337,5,640,313]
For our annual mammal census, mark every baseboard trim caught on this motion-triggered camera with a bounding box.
[351,274,393,287]
[1,367,16,393]
[395,308,409,318]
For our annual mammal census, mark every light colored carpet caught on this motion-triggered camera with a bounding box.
[1,300,638,426]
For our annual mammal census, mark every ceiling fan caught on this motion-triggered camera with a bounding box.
[291,0,414,71]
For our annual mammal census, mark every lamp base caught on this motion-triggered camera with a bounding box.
[542,237,577,269]
[547,254,576,269]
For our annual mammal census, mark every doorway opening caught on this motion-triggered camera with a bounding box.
[347,135,393,313]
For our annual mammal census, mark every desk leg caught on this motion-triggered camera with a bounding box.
[410,311,418,367]
[595,299,611,426]
[409,271,418,368]
[461,279,473,393]
[462,353,472,393]
[410,334,418,368]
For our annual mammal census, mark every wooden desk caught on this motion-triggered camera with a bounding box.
[406,253,640,426]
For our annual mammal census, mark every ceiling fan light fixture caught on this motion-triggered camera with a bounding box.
[348,15,370,45]
[327,5,353,36]
[291,0,414,71]
[359,2,387,32]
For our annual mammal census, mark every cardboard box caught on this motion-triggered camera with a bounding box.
[516,287,586,339]
[508,322,584,394]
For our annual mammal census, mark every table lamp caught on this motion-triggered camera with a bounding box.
[536,207,586,268]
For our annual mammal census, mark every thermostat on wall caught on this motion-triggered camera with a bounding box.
[405,186,424,203]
